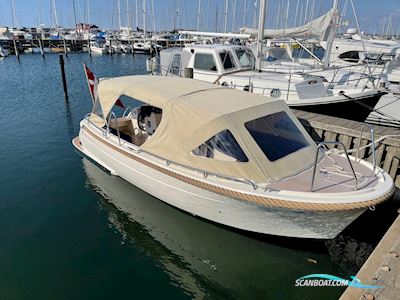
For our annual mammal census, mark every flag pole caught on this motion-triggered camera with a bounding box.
[83,62,95,105]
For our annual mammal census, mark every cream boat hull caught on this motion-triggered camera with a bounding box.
[74,121,394,239]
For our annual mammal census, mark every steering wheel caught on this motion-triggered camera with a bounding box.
[137,110,147,131]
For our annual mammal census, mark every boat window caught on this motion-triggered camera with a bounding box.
[381,54,395,61]
[338,51,360,63]
[169,54,181,75]
[245,111,309,162]
[219,50,236,70]
[235,49,254,68]
[192,130,248,162]
[194,53,217,71]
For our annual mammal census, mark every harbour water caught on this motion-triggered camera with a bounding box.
[0,53,398,299]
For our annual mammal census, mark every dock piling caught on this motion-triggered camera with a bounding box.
[38,38,45,58]
[59,54,69,102]
[13,39,19,61]
[87,39,91,58]
[63,39,68,57]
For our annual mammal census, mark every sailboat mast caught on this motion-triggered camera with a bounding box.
[255,0,267,71]
[142,0,146,39]
[135,0,138,29]
[88,0,91,25]
[224,0,228,33]
[176,0,181,30]
[53,0,58,28]
[215,4,218,32]
[303,0,309,24]
[242,0,247,27]
[197,0,201,31]
[232,0,237,32]
[11,0,14,28]
[294,0,299,26]
[310,0,315,25]
[126,0,129,28]
[117,0,121,29]
[323,0,339,68]
[275,0,281,29]
[285,0,290,29]
[151,0,155,33]
[72,0,77,30]
[252,0,257,29]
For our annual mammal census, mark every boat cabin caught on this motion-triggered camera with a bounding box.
[87,75,319,183]
[160,44,255,80]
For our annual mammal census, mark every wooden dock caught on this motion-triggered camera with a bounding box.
[340,214,400,300]
[293,109,400,188]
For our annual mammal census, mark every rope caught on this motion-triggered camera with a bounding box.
[320,149,365,188]
[344,93,400,127]
[348,134,400,154]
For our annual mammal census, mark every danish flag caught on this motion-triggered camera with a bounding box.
[83,63,124,108]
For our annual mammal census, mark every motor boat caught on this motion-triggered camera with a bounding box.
[159,44,386,123]
[89,41,107,54]
[0,44,10,57]
[73,75,393,239]
[321,37,400,85]
[133,41,152,54]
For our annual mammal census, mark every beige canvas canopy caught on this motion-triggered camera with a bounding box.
[92,75,318,183]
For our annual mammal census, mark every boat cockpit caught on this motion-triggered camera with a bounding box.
[108,104,162,147]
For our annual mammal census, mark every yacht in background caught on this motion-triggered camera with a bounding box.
[89,41,107,54]
[159,44,386,122]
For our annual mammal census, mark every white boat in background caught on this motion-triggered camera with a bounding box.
[106,41,130,54]
[159,44,386,122]
[132,41,157,54]
[73,75,394,239]
[89,41,107,54]
[321,36,400,84]
[0,44,10,57]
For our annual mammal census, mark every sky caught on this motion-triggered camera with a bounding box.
[0,0,399,34]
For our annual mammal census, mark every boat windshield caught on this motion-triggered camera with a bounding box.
[192,130,248,162]
[235,49,254,68]
[245,111,309,162]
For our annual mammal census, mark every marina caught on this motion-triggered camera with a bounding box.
[2,0,400,299]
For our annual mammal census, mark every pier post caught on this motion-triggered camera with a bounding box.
[38,38,45,58]
[109,39,113,56]
[87,39,92,58]
[63,39,68,57]
[13,39,19,61]
[130,38,135,56]
[58,54,69,102]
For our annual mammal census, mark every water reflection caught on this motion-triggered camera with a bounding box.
[83,159,346,299]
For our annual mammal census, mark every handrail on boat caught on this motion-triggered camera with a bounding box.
[84,113,259,190]
[106,112,121,145]
[122,106,132,117]
[310,141,358,192]
[356,123,376,174]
